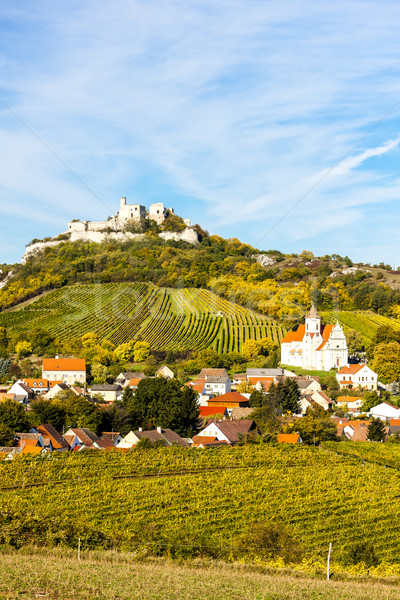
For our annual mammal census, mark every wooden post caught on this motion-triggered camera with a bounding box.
[327,542,332,581]
[78,538,81,561]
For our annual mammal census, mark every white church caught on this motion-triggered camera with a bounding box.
[280,305,348,371]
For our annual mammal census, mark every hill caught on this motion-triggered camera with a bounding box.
[0,282,286,353]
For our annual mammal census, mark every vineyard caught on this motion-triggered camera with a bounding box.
[0,283,287,353]
[2,445,400,566]
[321,310,400,343]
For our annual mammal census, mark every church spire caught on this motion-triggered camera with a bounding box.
[306,304,320,319]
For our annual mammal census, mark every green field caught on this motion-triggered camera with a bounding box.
[2,444,400,570]
[0,282,287,352]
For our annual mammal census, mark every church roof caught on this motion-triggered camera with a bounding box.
[281,325,305,344]
[306,305,320,319]
[315,324,334,351]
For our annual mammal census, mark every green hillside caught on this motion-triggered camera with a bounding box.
[2,444,400,571]
[322,310,400,343]
[0,282,286,353]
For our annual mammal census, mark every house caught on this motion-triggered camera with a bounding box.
[343,421,372,441]
[336,364,378,391]
[15,432,52,453]
[21,379,63,394]
[230,407,254,420]
[100,432,123,446]
[0,393,16,402]
[42,358,86,385]
[247,377,274,392]
[309,390,333,411]
[196,419,256,445]
[296,377,322,394]
[63,428,100,448]
[8,380,33,403]
[0,447,19,460]
[155,365,174,379]
[117,427,188,448]
[369,402,400,421]
[115,372,146,387]
[90,384,123,403]
[199,406,229,420]
[337,396,364,411]
[34,424,70,452]
[281,305,348,371]
[198,368,229,379]
[206,392,249,415]
[203,376,231,395]
[43,382,71,399]
[246,368,285,380]
[277,433,302,444]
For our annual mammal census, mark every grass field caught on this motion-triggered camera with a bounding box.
[1,551,400,600]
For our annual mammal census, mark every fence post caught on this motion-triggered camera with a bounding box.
[78,537,81,561]
[327,542,332,581]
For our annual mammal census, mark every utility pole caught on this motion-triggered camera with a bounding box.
[327,542,332,581]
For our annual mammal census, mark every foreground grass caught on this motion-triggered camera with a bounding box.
[1,551,400,600]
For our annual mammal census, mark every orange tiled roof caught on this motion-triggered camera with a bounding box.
[43,358,86,371]
[199,406,227,417]
[128,379,142,388]
[337,396,363,403]
[207,392,248,405]
[315,324,334,350]
[337,364,365,375]
[281,325,305,344]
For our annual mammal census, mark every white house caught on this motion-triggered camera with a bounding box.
[281,306,348,371]
[8,380,32,403]
[336,364,378,391]
[369,402,400,421]
[203,376,232,395]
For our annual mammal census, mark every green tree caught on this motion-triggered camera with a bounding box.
[287,405,337,445]
[242,339,261,360]
[54,393,101,432]
[0,423,14,446]
[367,417,386,442]
[29,398,66,432]
[0,399,30,433]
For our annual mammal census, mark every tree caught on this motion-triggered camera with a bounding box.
[134,341,150,362]
[346,329,364,355]
[286,405,337,445]
[371,342,400,381]
[130,378,200,436]
[242,340,261,360]
[367,417,386,442]
[29,398,66,432]
[361,391,380,412]
[15,340,33,358]
[0,423,14,446]
[0,399,30,433]
[54,393,102,432]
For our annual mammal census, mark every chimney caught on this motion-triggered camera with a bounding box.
[138,427,142,432]
[120,196,126,207]
[157,426,162,433]
[55,355,59,360]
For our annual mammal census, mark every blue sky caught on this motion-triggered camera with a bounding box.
[1,0,400,265]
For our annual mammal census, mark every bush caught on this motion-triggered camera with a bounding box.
[345,542,379,568]
[240,522,303,563]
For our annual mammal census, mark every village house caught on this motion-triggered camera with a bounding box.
[369,402,400,421]
[42,358,86,385]
[115,372,146,387]
[90,383,123,403]
[336,364,378,391]
[32,424,70,452]
[206,391,249,416]
[203,375,231,395]
[281,305,348,371]
[155,365,174,379]
[196,419,256,445]
[117,427,188,449]
[8,380,33,403]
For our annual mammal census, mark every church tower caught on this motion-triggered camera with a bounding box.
[305,305,321,335]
